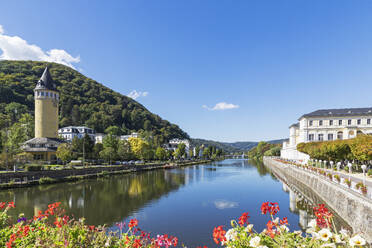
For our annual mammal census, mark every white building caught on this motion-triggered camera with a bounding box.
[281,107,372,162]
[164,138,191,157]
[95,133,106,144]
[120,132,139,141]
[58,126,95,141]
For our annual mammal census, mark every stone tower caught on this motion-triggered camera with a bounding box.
[34,67,59,138]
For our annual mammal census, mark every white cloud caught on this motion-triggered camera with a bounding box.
[214,200,239,210]
[0,24,80,68]
[203,102,239,111]
[127,90,149,100]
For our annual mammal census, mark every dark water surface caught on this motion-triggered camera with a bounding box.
[0,159,345,247]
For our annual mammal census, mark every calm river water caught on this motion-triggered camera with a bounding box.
[0,159,346,247]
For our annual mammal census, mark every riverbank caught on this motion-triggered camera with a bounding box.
[0,159,217,190]
[263,156,372,243]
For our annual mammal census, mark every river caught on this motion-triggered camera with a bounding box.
[0,159,347,247]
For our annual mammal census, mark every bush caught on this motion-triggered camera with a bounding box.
[344,179,351,188]
[334,174,341,183]
[355,182,364,190]
[25,164,43,171]
[368,169,372,177]
[39,177,56,185]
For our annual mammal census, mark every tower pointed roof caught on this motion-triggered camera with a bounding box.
[35,67,58,91]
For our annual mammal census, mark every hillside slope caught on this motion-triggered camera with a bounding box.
[0,60,188,142]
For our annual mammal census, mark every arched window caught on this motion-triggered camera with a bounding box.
[337,131,343,140]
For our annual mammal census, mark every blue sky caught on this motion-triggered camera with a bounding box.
[1,1,372,142]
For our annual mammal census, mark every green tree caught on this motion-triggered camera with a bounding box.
[56,143,73,164]
[105,126,121,136]
[174,143,186,159]
[117,140,133,161]
[100,147,116,165]
[155,147,167,161]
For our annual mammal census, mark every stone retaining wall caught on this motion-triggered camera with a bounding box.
[263,156,372,242]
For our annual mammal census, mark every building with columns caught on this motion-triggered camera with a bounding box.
[23,67,64,161]
[281,107,372,161]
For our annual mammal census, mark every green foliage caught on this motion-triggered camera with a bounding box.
[56,143,73,164]
[155,147,167,161]
[117,140,134,161]
[248,142,281,161]
[39,177,57,185]
[0,60,188,140]
[297,135,372,162]
[174,143,186,159]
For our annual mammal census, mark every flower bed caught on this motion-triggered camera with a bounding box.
[0,200,369,247]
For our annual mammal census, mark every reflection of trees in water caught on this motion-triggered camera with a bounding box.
[0,170,186,226]
[249,160,278,181]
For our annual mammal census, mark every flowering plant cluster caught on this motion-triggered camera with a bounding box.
[274,158,369,196]
[212,201,368,248]
[0,201,178,248]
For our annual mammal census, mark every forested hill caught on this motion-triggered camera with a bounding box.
[0,60,188,142]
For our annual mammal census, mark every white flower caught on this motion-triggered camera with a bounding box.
[249,236,261,247]
[334,234,343,243]
[279,225,289,232]
[245,224,254,233]
[273,217,279,225]
[349,235,366,247]
[339,228,349,238]
[318,229,333,242]
[225,228,238,242]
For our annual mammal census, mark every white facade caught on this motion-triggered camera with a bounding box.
[281,108,372,162]
[120,132,139,141]
[164,138,191,157]
[58,126,95,141]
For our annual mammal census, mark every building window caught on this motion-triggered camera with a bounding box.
[357,119,361,125]
[319,120,323,126]
[309,120,313,126]
[338,120,342,125]
[318,134,324,141]
[328,133,333,140]
[368,119,371,125]
[41,92,44,96]
[329,120,333,126]
[337,131,343,140]
[308,134,314,141]
[348,119,352,125]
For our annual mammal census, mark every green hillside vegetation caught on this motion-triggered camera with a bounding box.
[247,141,281,161]
[0,60,188,145]
[191,138,242,153]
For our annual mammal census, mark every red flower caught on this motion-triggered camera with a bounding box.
[172,236,178,247]
[238,212,250,226]
[129,218,138,228]
[261,202,280,216]
[280,217,288,225]
[313,204,333,229]
[7,202,15,208]
[212,226,226,244]
[0,202,6,209]
[133,238,142,248]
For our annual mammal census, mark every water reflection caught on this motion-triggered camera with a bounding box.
[0,159,350,246]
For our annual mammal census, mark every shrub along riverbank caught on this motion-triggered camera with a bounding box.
[247,142,281,161]
[0,159,216,190]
